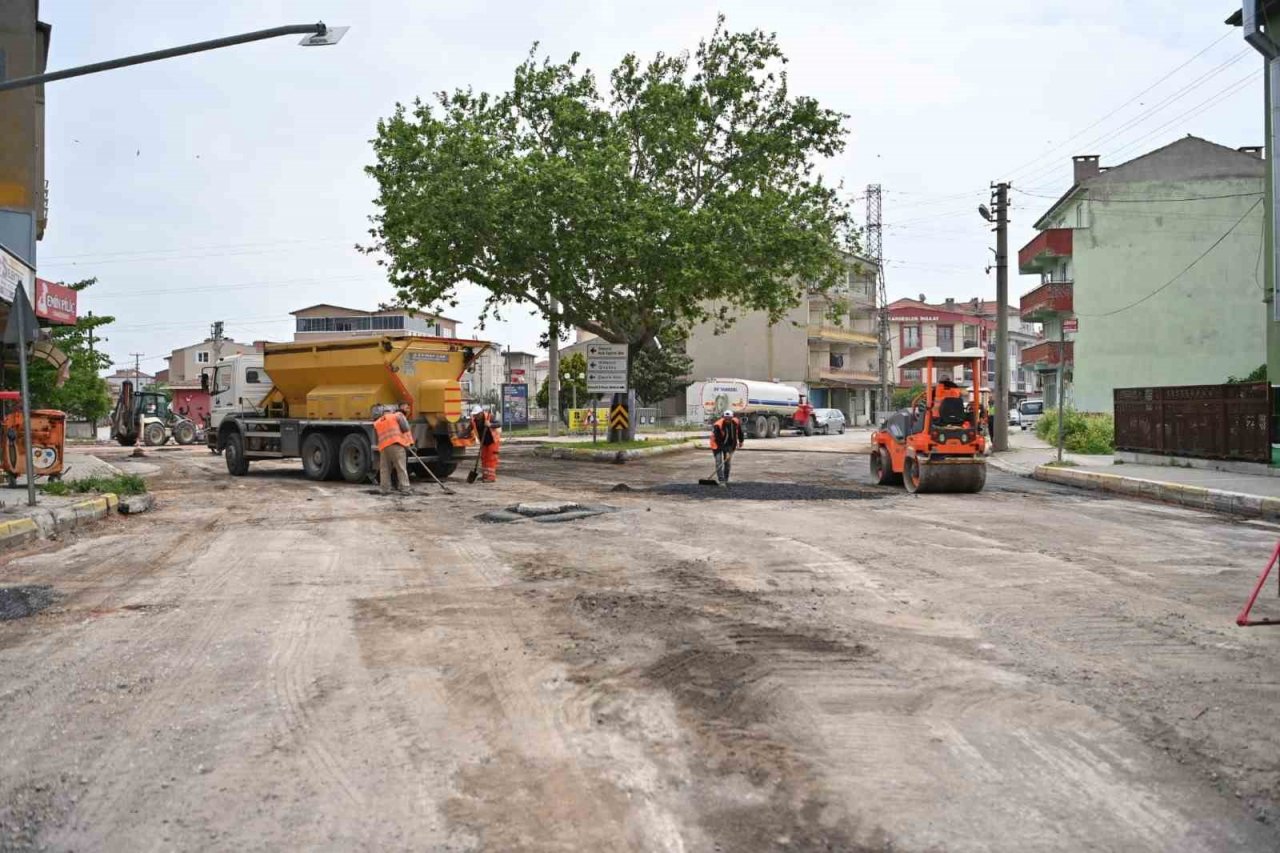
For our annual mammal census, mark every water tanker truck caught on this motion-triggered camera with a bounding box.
[687,378,807,438]
[204,336,487,482]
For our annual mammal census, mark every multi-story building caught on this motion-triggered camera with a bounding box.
[104,368,153,400]
[161,336,259,426]
[965,299,1042,398]
[462,344,505,404]
[1017,137,1265,412]
[0,1,51,268]
[683,253,883,424]
[290,303,458,342]
[888,296,994,387]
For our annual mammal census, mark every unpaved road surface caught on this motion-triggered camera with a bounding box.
[2,442,1279,851]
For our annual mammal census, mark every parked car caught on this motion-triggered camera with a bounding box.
[812,408,846,435]
[1017,398,1045,431]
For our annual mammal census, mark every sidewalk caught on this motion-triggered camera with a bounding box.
[990,431,1280,519]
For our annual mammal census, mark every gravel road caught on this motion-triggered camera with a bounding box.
[1,443,1278,851]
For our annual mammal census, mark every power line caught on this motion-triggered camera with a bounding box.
[1101,74,1257,164]
[1012,187,1262,202]
[1077,198,1262,318]
[39,236,354,263]
[1005,31,1237,182]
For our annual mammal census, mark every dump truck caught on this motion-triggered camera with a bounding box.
[204,336,487,482]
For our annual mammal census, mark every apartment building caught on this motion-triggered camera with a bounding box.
[290,303,458,342]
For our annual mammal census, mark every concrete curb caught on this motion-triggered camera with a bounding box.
[532,441,698,464]
[1031,465,1280,521]
[0,493,121,551]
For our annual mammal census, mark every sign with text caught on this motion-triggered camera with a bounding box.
[0,244,34,304]
[585,342,628,394]
[501,382,529,428]
[34,278,77,325]
[1062,318,1078,334]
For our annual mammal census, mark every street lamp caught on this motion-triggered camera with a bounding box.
[0,22,348,92]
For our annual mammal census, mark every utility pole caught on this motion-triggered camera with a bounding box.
[131,352,145,385]
[547,298,560,437]
[210,320,224,366]
[990,182,1010,453]
[866,184,890,420]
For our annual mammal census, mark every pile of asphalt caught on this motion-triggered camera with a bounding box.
[0,585,55,621]
[648,482,885,501]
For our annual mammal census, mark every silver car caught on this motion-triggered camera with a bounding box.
[812,408,846,434]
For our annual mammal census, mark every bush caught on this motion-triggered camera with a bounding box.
[891,384,925,409]
[42,473,147,497]
[1035,408,1114,454]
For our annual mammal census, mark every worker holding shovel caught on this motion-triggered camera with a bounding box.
[468,406,501,483]
[374,404,414,495]
[709,409,745,487]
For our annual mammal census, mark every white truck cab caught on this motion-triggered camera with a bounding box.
[203,354,274,433]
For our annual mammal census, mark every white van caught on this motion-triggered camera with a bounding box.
[1017,398,1045,431]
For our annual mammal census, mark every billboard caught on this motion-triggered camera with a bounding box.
[0,244,34,304]
[34,278,77,325]
[501,383,529,428]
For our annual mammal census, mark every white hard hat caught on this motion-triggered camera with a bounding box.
[723,409,735,419]
[470,405,485,417]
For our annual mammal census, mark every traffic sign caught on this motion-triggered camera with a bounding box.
[586,343,628,359]
[586,342,629,394]
[609,404,630,430]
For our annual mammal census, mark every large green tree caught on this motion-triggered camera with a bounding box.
[365,17,853,369]
[631,332,694,406]
[6,278,115,422]
[536,352,589,411]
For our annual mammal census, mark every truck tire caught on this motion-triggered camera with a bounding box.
[301,432,338,481]
[225,432,250,476]
[338,433,372,483]
[426,461,457,480]
[752,415,768,439]
[767,415,781,438]
[143,422,166,446]
[803,417,815,437]
[173,421,196,445]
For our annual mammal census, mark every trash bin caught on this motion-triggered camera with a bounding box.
[2,409,67,485]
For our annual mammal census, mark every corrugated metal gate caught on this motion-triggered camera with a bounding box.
[1113,382,1272,463]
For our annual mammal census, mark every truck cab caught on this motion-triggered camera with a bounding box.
[203,354,274,446]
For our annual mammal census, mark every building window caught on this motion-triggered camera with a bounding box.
[962,324,978,348]
[903,326,921,348]
[196,351,210,364]
[902,368,921,382]
[829,352,845,369]
[937,325,954,352]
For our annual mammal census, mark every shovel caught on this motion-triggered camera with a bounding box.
[698,454,724,486]
[467,422,489,484]
[406,445,455,495]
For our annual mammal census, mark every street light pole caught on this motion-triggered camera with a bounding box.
[0,23,348,93]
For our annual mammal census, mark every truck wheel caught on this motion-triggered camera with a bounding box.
[752,415,767,439]
[301,432,338,481]
[767,415,781,438]
[338,433,372,483]
[426,461,457,480]
[173,421,196,445]
[224,432,250,476]
[803,417,815,437]
[143,422,166,446]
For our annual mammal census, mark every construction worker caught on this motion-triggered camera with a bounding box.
[710,409,745,486]
[794,395,814,435]
[374,403,413,495]
[471,405,501,483]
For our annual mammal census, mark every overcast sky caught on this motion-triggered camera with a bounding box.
[34,0,1262,374]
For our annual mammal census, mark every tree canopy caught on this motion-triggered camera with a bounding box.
[365,17,854,363]
[536,352,588,411]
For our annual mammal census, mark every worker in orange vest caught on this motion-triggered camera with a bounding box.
[374,403,414,495]
[794,395,814,435]
[471,406,501,483]
[709,409,745,486]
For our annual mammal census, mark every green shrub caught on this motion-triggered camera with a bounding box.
[41,473,147,497]
[1035,408,1114,454]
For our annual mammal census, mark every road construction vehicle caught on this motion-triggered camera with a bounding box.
[109,381,198,447]
[870,347,987,494]
[205,336,487,482]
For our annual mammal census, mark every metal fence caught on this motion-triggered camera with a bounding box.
[1113,382,1272,463]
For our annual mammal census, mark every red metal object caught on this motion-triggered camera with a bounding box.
[1020,281,1073,321]
[1236,541,1280,626]
[1020,340,1074,368]
[0,392,19,402]
[1017,228,1073,274]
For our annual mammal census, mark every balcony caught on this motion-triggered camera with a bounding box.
[807,324,878,346]
[1020,340,1073,370]
[1020,281,1073,322]
[815,367,880,385]
[1018,228,1072,274]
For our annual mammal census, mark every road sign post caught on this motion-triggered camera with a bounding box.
[585,343,629,441]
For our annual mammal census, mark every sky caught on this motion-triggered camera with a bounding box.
[31,0,1264,375]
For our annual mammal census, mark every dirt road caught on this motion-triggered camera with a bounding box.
[1,443,1278,851]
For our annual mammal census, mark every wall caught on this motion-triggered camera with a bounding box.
[0,1,47,264]
[685,299,808,383]
[1069,177,1265,412]
[169,340,254,383]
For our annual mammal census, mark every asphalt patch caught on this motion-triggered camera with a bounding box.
[0,585,56,621]
[649,481,885,501]
[478,503,619,523]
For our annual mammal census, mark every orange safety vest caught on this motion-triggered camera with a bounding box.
[374,412,412,451]
[710,417,742,451]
